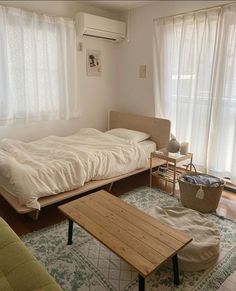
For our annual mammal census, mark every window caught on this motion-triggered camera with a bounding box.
[0,5,79,124]
[154,4,236,182]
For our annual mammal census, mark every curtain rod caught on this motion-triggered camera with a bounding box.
[154,1,236,21]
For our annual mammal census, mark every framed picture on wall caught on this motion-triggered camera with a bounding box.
[86,49,102,76]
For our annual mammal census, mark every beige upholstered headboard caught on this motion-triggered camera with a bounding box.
[109,111,170,150]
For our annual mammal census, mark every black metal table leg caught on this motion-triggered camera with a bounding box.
[67,219,74,245]
[172,254,180,285]
[139,274,145,291]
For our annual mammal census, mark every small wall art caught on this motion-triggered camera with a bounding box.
[86,49,101,76]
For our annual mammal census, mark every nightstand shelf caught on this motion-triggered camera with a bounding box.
[150,149,193,195]
[152,168,183,183]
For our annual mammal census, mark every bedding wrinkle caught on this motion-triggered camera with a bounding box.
[0,128,147,209]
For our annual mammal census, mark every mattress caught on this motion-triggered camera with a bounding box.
[139,140,156,158]
[0,128,148,209]
[0,139,156,199]
[0,175,15,197]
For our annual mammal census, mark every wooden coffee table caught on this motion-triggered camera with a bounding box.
[58,190,192,291]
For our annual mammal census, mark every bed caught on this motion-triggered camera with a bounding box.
[0,111,170,219]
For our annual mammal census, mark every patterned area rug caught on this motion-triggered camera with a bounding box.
[22,186,236,291]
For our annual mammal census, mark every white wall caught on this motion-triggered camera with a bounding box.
[115,1,232,117]
[0,1,121,141]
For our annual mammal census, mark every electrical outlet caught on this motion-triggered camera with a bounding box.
[139,65,146,78]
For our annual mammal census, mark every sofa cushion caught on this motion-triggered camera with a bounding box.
[0,270,13,290]
[0,217,62,291]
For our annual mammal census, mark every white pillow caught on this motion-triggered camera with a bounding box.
[106,128,150,143]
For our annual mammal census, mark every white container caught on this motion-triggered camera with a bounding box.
[180,142,189,155]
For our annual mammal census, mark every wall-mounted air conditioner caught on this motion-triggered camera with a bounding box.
[76,12,126,42]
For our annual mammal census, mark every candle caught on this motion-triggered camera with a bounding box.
[180,142,189,155]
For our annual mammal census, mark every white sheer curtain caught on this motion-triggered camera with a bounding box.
[0,5,79,125]
[208,4,236,181]
[154,4,236,182]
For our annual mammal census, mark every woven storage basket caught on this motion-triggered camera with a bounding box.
[178,164,225,213]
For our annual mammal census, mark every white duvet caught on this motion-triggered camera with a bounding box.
[0,128,147,209]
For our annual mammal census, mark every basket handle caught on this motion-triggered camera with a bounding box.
[185,163,198,174]
[185,164,225,187]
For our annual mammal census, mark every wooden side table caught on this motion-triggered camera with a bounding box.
[150,149,193,195]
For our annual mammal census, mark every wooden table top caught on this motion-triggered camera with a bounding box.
[152,149,193,163]
[58,190,192,277]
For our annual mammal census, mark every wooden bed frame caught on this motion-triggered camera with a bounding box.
[0,111,170,219]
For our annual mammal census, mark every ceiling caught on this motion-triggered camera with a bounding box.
[80,1,154,11]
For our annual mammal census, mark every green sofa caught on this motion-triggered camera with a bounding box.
[0,217,62,291]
